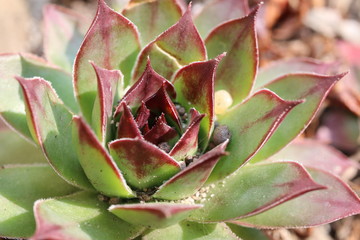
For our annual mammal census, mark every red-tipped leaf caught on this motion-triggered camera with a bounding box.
[169,109,204,160]
[144,114,177,145]
[117,102,143,139]
[233,168,360,228]
[114,60,175,114]
[132,5,206,81]
[109,203,202,228]
[16,77,92,190]
[208,89,303,182]
[173,55,224,147]
[109,138,181,189]
[90,62,123,144]
[122,0,183,46]
[154,141,228,200]
[190,161,325,222]
[206,7,259,104]
[251,73,346,162]
[72,116,135,198]
[74,0,141,121]
[145,84,182,130]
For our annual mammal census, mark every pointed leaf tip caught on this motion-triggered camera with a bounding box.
[173,56,224,147]
[109,138,181,189]
[206,6,259,104]
[132,2,206,81]
[74,0,140,121]
[208,89,303,182]
[109,203,202,228]
[191,161,325,222]
[90,61,122,144]
[16,76,92,190]
[251,72,347,162]
[72,116,135,198]
[154,141,228,200]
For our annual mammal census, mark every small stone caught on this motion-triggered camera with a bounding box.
[97,194,109,202]
[109,197,120,205]
[212,125,231,145]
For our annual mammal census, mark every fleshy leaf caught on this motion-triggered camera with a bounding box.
[0,54,78,139]
[74,0,140,121]
[255,58,337,89]
[0,164,77,239]
[117,102,143,139]
[109,138,181,189]
[173,55,223,147]
[169,109,204,161]
[109,203,202,228]
[115,60,175,113]
[153,141,228,200]
[0,126,47,165]
[135,102,151,129]
[31,191,144,240]
[132,5,206,81]
[72,116,135,198]
[43,4,89,72]
[251,73,346,163]
[227,224,269,240]
[90,62,122,144]
[144,114,177,145]
[189,161,324,222]
[270,139,356,176]
[233,167,360,228]
[16,77,92,190]
[194,0,250,37]
[208,89,302,182]
[145,84,182,130]
[123,0,183,46]
[143,221,239,240]
[205,6,259,104]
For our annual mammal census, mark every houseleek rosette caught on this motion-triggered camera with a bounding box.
[0,0,359,239]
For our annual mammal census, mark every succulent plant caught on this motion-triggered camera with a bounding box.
[0,0,359,239]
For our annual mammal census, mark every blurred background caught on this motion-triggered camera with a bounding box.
[0,0,360,239]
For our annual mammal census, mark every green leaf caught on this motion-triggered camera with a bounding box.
[206,6,258,104]
[208,89,302,182]
[173,56,223,147]
[109,203,202,229]
[132,5,206,81]
[227,223,269,240]
[43,4,90,72]
[0,127,46,166]
[90,62,123,144]
[123,0,183,46]
[153,141,227,200]
[194,0,249,38]
[270,139,355,176]
[143,221,239,240]
[109,138,181,189]
[251,73,346,163]
[254,58,337,89]
[74,0,140,122]
[0,54,78,140]
[0,164,78,239]
[17,77,92,190]
[233,168,360,228]
[190,161,323,222]
[31,191,144,240]
[72,116,135,198]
